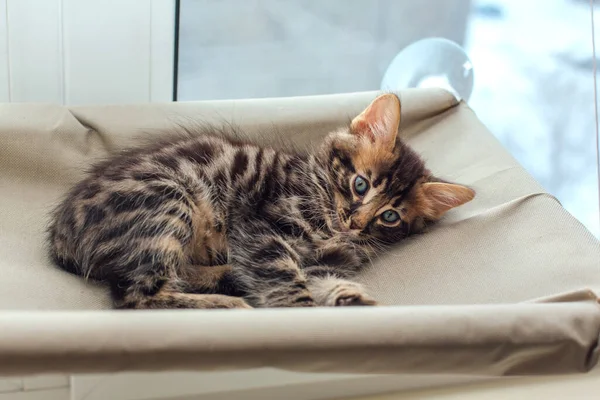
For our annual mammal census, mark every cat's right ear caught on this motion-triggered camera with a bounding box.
[420,182,475,219]
[350,93,400,151]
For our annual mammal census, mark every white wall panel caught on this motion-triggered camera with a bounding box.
[150,0,175,102]
[62,0,152,105]
[6,0,63,103]
[3,0,174,105]
[0,0,9,102]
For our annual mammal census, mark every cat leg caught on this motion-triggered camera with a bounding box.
[307,275,378,307]
[180,264,246,297]
[113,266,252,309]
[99,232,249,309]
[118,290,252,309]
[111,258,251,309]
[303,242,377,306]
[112,261,251,309]
[79,183,250,309]
[228,231,315,308]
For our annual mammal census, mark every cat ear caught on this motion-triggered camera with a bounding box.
[421,182,475,219]
[350,93,401,150]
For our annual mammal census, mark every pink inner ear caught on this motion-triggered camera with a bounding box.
[351,119,376,142]
[430,189,468,208]
[351,94,400,149]
[422,182,475,218]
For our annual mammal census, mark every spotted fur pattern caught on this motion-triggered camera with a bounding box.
[48,94,474,309]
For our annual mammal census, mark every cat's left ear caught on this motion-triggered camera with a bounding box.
[421,182,475,219]
[351,93,400,151]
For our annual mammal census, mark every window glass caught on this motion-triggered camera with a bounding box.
[177,0,599,236]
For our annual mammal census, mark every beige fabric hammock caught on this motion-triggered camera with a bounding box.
[0,89,598,376]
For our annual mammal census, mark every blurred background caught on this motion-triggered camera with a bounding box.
[0,0,597,237]
[177,0,600,237]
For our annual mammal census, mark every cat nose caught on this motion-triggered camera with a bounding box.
[349,220,361,230]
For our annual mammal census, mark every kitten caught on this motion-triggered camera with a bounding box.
[48,94,474,309]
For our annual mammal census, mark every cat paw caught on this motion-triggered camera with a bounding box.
[261,296,316,308]
[232,299,254,309]
[335,294,378,306]
[290,296,317,307]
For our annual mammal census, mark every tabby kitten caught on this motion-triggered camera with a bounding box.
[48,94,474,309]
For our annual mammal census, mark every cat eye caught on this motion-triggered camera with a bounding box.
[353,175,370,196]
[381,210,400,224]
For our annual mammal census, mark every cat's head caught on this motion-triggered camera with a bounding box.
[320,93,475,243]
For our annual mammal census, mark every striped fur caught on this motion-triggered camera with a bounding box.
[48,94,474,309]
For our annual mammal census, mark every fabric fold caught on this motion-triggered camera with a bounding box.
[0,302,598,376]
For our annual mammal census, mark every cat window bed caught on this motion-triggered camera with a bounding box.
[0,89,598,381]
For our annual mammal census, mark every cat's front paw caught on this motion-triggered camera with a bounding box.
[288,295,317,307]
[335,293,378,306]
